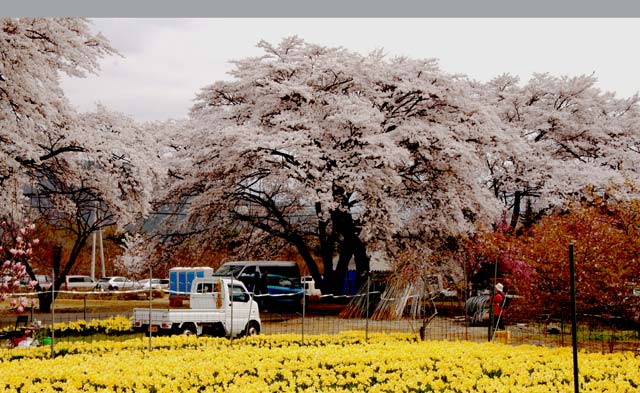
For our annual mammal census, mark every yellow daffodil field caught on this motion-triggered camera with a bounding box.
[50,315,134,337]
[1,316,133,338]
[1,332,639,392]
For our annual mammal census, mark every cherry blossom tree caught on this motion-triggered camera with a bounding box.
[114,233,147,277]
[481,73,640,228]
[113,117,206,276]
[0,18,162,311]
[0,18,116,204]
[28,106,162,310]
[166,37,507,293]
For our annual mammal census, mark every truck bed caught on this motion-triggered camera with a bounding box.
[132,308,226,324]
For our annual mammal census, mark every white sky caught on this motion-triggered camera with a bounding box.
[61,18,640,122]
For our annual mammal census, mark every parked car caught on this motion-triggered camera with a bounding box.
[256,274,304,310]
[35,274,52,290]
[95,276,136,291]
[20,274,52,290]
[64,275,96,291]
[136,278,170,290]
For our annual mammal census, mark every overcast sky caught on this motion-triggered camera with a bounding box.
[60,18,640,122]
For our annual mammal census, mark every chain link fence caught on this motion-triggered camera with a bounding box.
[2,283,640,354]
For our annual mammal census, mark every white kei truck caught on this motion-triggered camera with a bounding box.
[132,276,261,337]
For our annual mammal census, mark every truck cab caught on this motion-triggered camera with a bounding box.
[190,277,260,334]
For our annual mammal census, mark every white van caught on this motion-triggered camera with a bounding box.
[64,275,96,291]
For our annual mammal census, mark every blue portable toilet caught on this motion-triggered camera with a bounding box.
[343,270,358,296]
[169,267,213,306]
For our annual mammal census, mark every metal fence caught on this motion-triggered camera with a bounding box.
[2,287,640,354]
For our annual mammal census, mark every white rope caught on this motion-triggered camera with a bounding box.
[5,288,388,299]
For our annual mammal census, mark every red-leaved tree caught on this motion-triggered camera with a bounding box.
[463,193,640,325]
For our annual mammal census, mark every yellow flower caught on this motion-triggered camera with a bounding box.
[1,333,639,392]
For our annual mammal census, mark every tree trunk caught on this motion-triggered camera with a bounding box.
[316,202,338,289]
[352,237,370,291]
[37,245,62,313]
[37,290,54,313]
[522,197,536,229]
[289,233,324,288]
[332,209,370,293]
[510,190,522,229]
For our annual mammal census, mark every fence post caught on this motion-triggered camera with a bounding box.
[569,243,579,393]
[230,276,234,344]
[365,273,370,343]
[463,258,469,341]
[148,266,152,352]
[50,269,55,358]
[301,283,306,345]
[50,245,61,358]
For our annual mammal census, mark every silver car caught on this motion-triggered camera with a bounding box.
[136,278,169,290]
[64,275,96,291]
[95,276,136,291]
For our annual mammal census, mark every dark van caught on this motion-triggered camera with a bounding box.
[214,261,301,290]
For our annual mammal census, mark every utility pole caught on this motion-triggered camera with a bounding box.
[91,230,96,280]
[90,202,105,280]
[99,228,105,277]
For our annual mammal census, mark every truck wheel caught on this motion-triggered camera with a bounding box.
[181,324,197,336]
[244,321,260,336]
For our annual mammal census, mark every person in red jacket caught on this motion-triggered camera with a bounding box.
[492,283,506,330]
[13,326,36,348]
